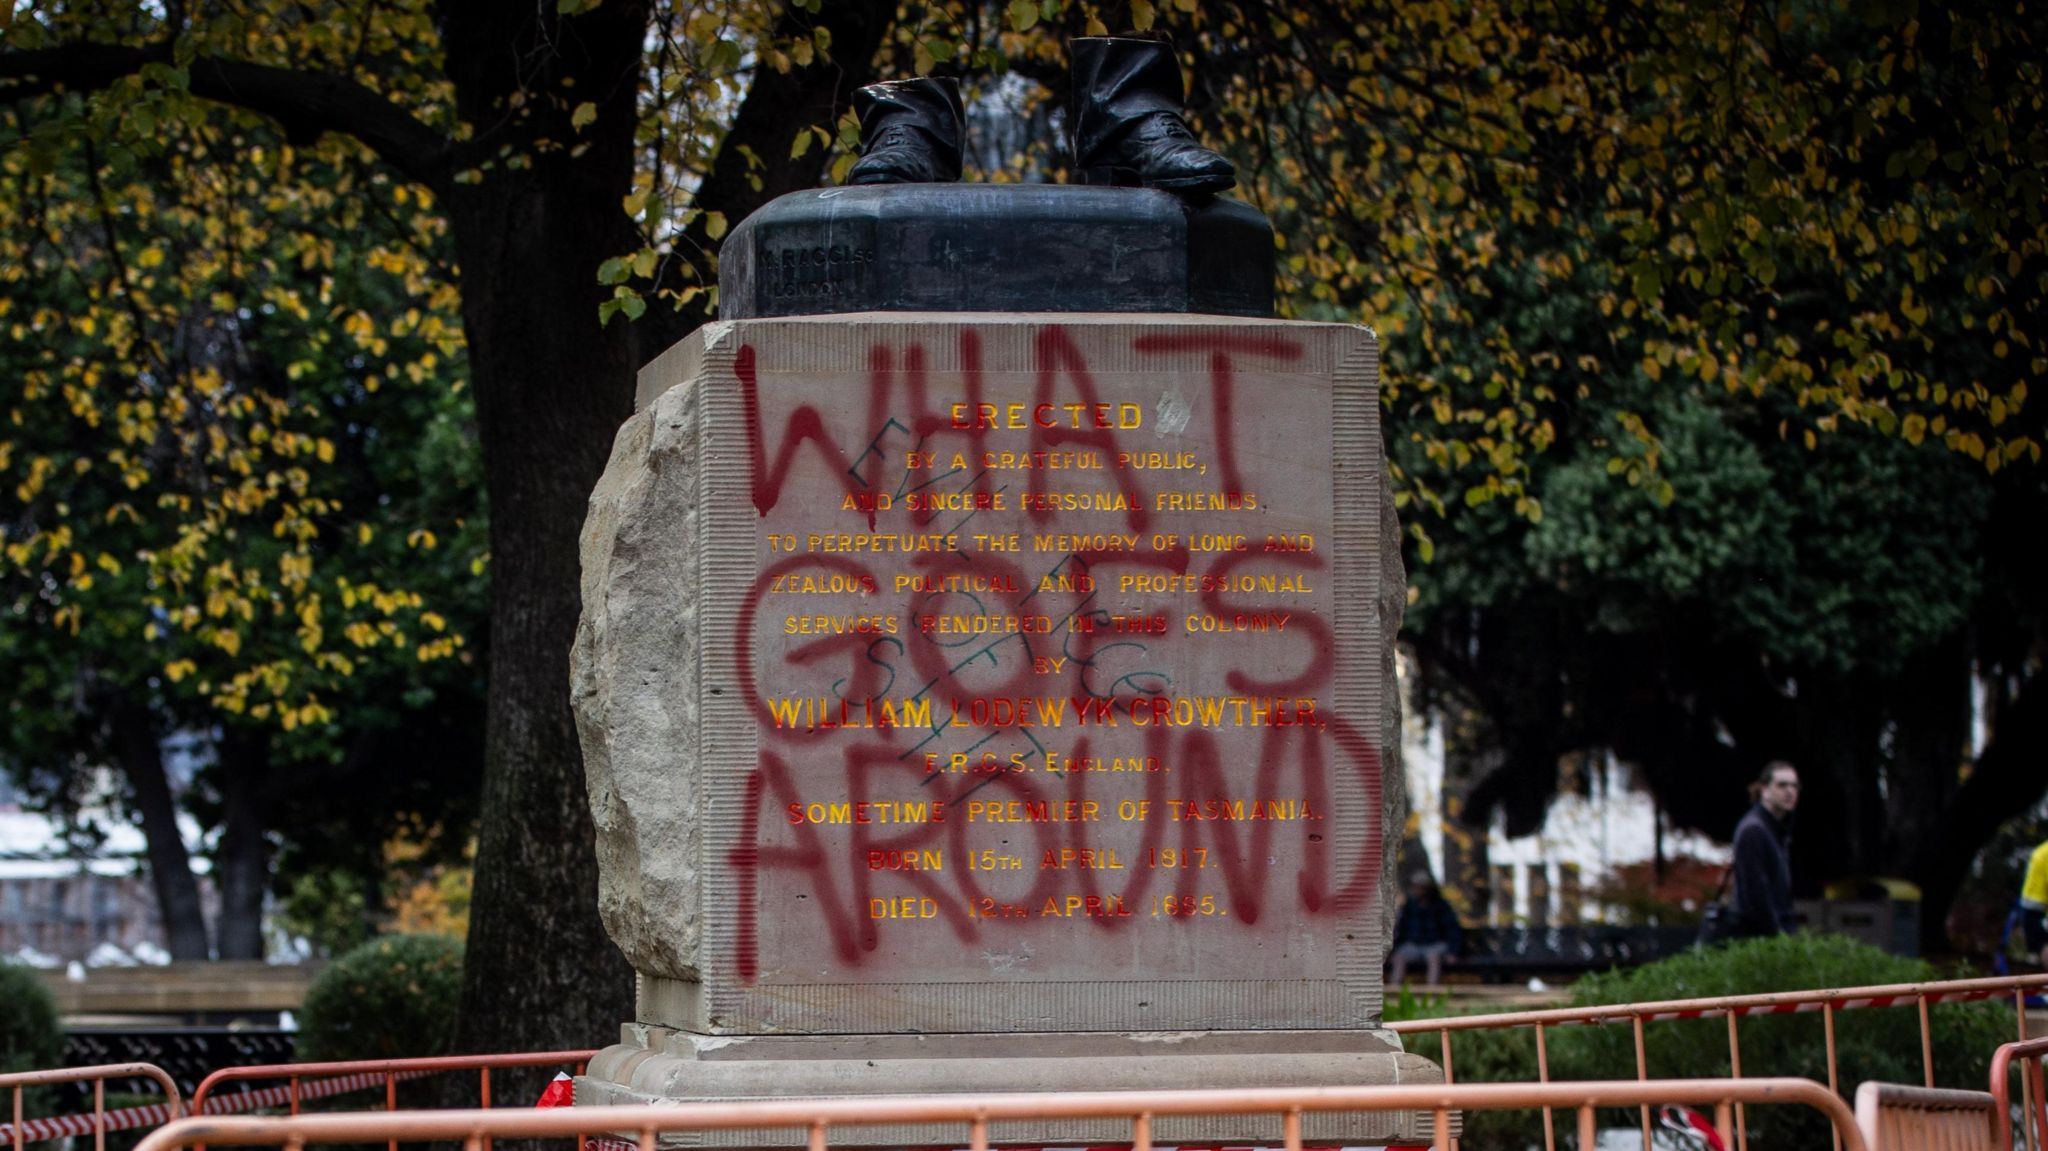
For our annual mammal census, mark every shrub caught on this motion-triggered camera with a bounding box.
[1554,934,2009,1147]
[1434,1025,1546,1146]
[1391,935,2011,1149]
[1,954,59,1064]
[0,961,61,1071]
[0,962,63,1117]
[1389,985,1544,1147]
[298,934,465,1062]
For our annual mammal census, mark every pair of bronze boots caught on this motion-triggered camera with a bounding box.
[847,37,1234,195]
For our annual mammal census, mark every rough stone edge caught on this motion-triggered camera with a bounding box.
[573,370,706,981]
[1366,331,1409,969]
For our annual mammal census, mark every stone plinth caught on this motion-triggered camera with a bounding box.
[572,312,1426,1143]
[580,1028,1445,1147]
[719,186,1274,320]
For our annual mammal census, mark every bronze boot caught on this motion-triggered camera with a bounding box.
[847,77,965,185]
[1069,37,1234,194]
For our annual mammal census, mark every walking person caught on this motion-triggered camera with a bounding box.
[1731,761,1799,937]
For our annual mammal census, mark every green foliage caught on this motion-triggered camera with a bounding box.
[1381,983,1452,1022]
[1561,935,2010,1146]
[0,47,489,950]
[1563,934,2008,1080]
[0,104,480,733]
[279,833,476,957]
[0,961,62,1120]
[298,934,465,1061]
[1392,1003,1543,1147]
[1521,390,1987,678]
[279,868,374,957]
[0,961,61,1073]
[1400,936,2011,1148]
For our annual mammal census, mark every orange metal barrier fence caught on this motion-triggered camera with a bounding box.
[190,1052,596,1151]
[1993,1036,2048,1151]
[1385,971,2048,1151]
[1,1063,184,1151]
[1853,1082,1997,1151]
[0,1052,594,1150]
[11,975,2040,1151]
[188,1050,596,1117]
[130,1079,1866,1151]
[1775,1035,2048,1151]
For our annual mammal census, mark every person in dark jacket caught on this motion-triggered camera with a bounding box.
[1388,871,1464,986]
[1731,761,1799,937]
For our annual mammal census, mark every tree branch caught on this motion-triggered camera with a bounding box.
[637,0,895,357]
[0,40,453,197]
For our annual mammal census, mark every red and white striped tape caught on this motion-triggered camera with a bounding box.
[0,1069,437,1145]
[1574,985,2026,1026]
[0,1097,185,1144]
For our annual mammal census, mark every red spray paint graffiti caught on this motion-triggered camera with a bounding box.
[725,324,1384,983]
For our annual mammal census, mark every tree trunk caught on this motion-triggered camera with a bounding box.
[434,0,894,1076]
[1882,638,1971,881]
[437,0,648,1068]
[1788,672,1884,890]
[1438,692,1502,921]
[109,700,211,960]
[1911,671,2048,951]
[214,730,271,960]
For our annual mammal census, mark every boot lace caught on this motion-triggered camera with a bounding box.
[867,125,924,153]
[1133,112,1199,144]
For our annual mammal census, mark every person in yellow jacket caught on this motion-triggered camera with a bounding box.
[2023,839,2048,969]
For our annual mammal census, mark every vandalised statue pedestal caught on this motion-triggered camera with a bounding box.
[571,40,1443,1148]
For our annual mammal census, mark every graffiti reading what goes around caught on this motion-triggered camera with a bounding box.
[727,325,1384,983]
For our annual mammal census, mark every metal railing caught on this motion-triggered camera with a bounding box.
[131,1079,1865,1151]
[190,1051,596,1151]
[1993,1036,2048,1151]
[1386,971,2048,1151]
[1,1063,184,1151]
[1853,1082,1996,1151]
[0,1051,594,1151]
